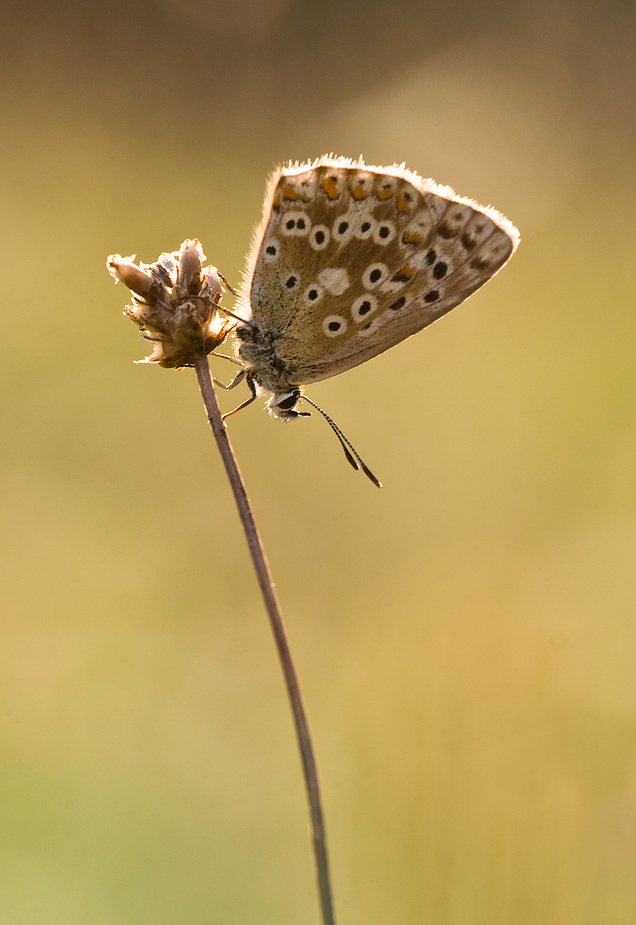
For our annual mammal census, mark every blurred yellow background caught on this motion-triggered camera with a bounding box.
[2,1,636,922]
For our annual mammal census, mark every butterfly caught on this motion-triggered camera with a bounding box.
[221,155,519,485]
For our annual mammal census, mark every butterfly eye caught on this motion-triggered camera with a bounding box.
[276,391,300,410]
[266,390,305,419]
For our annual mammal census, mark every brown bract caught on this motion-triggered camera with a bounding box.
[107,239,235,368]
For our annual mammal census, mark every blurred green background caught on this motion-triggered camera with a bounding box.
[2,0,636,922]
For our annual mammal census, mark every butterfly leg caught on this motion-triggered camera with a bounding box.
[212,366,247,391]
[209,351,245,367]
[219,369,259,420]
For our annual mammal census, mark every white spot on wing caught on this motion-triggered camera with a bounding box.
[318,268,349,295]
[322,314,348,337]
[351,294,378,323]
[280,211,312,236]
[309,224,330,251]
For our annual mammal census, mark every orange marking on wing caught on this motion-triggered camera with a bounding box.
[397,193,412,212]
[351,183,369,200]
[394,265,417,280]
[282,184,299,201]
[375,183,394,200]
[321,177,340,199]
[402,231,424,245]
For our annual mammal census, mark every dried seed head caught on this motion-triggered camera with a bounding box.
[107,239,234,368]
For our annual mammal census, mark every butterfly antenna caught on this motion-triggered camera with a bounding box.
[217,270,239,298]
[211,273,259,330]
[219,305,258,329]
[300,395,382,488]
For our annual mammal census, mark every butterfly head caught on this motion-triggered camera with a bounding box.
[266,389,309,420]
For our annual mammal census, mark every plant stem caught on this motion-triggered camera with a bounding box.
[194,354,337,925]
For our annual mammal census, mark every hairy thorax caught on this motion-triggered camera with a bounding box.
[235,324,296,394]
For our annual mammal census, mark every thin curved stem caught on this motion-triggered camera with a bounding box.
[194,354,336,925]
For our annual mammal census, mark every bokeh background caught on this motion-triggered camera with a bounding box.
[2,0,636,922]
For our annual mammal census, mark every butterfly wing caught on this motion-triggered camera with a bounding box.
[238,156,519,386]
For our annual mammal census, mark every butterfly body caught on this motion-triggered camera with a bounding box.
[232,155,519,419]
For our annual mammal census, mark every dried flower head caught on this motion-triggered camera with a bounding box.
[107,239,235,368]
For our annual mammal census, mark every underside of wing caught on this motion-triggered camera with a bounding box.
[236,156,519,385]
